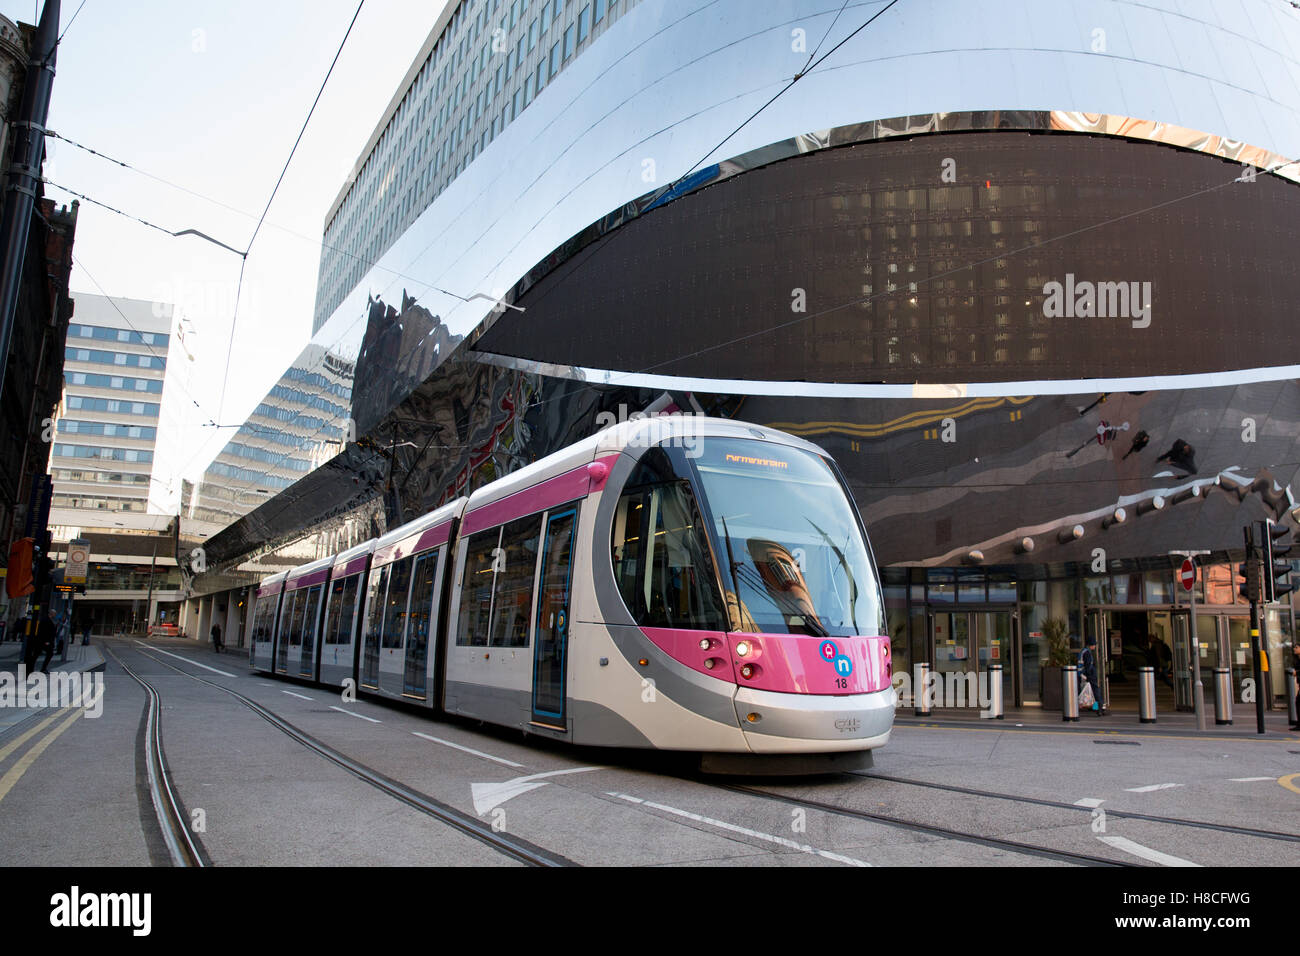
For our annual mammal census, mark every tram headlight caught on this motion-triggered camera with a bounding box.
[698,638,711,650]
[735,641,751,658]
[740,663,755,680]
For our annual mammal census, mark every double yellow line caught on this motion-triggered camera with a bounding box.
[0,706,85,805]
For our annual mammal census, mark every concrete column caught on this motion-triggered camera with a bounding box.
[196,596,212,647]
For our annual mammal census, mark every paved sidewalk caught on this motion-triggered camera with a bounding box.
[0,639,106,735]
[896,701,1300,738]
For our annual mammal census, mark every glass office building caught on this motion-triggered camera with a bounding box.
[186,0,1300,707]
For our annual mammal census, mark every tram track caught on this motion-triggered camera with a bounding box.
[854,771,1300,844]
[102,644,208,867]
[116,642,576,868]
[708,781,1131,866]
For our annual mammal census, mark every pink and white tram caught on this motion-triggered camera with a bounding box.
[250,416,895,770]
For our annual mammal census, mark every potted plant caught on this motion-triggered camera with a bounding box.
[1040,618,1071,710]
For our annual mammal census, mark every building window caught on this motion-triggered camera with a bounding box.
[563,22,574,59]
[578,4,590,42]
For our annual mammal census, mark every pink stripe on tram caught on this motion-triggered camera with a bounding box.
[462,457,613,535]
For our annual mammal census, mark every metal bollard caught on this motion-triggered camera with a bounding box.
[1286,668,1298,728]
[1213,666,1232,726]
[1138,666,1157,724]
[984,663,1004,719]
[914,662,932,717]
[1062,664,1080,721]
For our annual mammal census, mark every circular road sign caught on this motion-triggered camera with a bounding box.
[1180,558,1196,591]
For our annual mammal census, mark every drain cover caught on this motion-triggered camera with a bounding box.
[1093,739,1140,745]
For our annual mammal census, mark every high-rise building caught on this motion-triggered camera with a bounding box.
[47,294,186,635]
[50,295,173,517]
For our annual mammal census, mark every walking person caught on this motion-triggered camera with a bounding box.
[211,621,223,654]
[36,608,57,674]
[1079,634,1104,716]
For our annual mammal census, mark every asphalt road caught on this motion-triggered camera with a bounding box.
[1,636,1297,867]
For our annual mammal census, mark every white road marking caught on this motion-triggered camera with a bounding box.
[1229,777,1276,782]
[1124,783,1184,793]
[329,705,380,723]
[471,767,602,814]
[1073,798,1105,808]
[281,690,314,701]
[135,642,237,677]
[473,764,603,811]
[412,732,524,768]
[607,791,871,867]
[1097,835,1201,867]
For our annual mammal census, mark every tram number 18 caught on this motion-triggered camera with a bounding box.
[835,677,848,689]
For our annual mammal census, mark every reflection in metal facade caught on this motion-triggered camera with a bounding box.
[193,0,1300,591]
[189,343,354,529]
[314,0,641,332]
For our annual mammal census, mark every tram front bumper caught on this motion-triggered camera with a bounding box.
[733,685,896,753]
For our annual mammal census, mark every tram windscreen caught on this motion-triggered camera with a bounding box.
[693,439,885,637]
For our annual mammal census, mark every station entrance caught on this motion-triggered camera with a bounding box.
[926,608,1018,706]
[1087,607,1252,712]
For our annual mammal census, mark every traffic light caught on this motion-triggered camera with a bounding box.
[1265,520,1294,603]
[1237,558,1261,603]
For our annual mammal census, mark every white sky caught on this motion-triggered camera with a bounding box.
[3,0,450,490]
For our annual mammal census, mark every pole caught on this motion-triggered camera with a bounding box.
[1187,561,1205,731]
[144,536,157,634]
[1246,525,1265,734]
[0,0,61,400]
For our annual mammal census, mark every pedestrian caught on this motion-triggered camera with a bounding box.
[1154,635,1174,689]
[1079,634,1103,716]
[1292,641,1299,731]
[211,621,223,654]
[37,608,56,674]
[55,613,70,657]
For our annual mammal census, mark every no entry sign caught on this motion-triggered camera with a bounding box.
[1180,558,1196,591]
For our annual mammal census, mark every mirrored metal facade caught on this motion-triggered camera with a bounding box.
[186,1,1300,706]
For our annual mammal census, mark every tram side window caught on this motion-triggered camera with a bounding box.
[408,549,440,646]
[364,564,391,649]
[288,590,307,646]
[324,579,345,644]
[301,585,322,647]
[611,453,727,631]
[277,591,298,645]
[457,532,500,646]
[490,514,543,648]
[338,577,359,643]
[383,557,415,649]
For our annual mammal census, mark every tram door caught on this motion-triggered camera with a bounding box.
[929,610,1014,708]
[298,585,322,680]
[532,507,577,728]
[402,549,440,701]
[379,557,414,697]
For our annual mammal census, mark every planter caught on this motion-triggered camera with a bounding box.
[1041,665,1064,711]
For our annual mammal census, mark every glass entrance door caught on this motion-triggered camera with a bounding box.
[930,609,1015,709]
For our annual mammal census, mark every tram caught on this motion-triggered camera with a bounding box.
[249,416,895,771]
